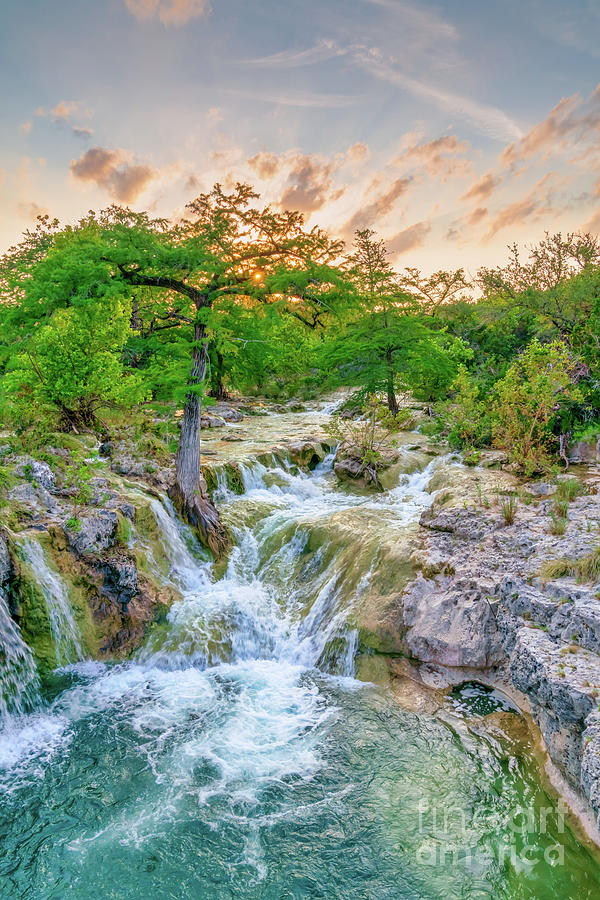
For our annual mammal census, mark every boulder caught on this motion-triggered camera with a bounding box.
[211,404,243,423]
[569,438,600,464]
[287,440,328,469]
[15,456,56,492]
[402,575,504,668]
[200,415,226,429]
[67,510,119,555]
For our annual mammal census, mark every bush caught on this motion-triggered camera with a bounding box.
[441,366,492,449]
[492,339,581,475]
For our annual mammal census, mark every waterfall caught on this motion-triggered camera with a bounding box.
[0,586,40,720]
[19,538,83,667]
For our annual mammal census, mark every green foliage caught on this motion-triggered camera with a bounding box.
[319,230,467,411]
[549,513,568,536]
[325,395,405,469]
[442,365,492,449]
[492,339,581,474]
[4,298,147,431]
[65,459,94,512]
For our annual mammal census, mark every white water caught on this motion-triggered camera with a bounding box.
[0,449,446,841]
[0,587,40,719]
[19,538,83,666]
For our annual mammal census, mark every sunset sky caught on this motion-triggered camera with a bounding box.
[2,0,600,273]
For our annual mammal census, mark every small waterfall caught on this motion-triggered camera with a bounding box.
[0,587,40,720]
[19,539,83,667]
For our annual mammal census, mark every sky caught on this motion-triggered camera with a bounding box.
[1,0,600,274]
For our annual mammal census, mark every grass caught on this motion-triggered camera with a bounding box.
[539,545,600,584]
[555,478,587,503]
[500,494,517,525]
[553,498,569,518]
[549,512,567,535]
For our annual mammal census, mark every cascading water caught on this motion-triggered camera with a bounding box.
[1,444,599,898]
[0,585,39,720]
[18,537,83,666]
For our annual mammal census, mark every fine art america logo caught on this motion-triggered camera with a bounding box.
[415,798,567,869]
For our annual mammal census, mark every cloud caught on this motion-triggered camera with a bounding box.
[484,174,556,239]
[17,201,49,221]
[461,172,501,203]
[366,0,458,44]
[344,176,413,233]
[70,147,157,202]
[207,107,223,123]
[248,151,343,213]
[346,142,370,163]
[241,40,346,68]
[72,126,94,139]
[355,52,522,142]
[280,156,343,213]
[124,0,211,26]
[501,85,600,167]
[585,208,600,234]
[387,220,431,255]
[36,100,90,122]
[19,121,32,135]
[396,135,471,179]
[227,89,359,109]
[248,152,283,179]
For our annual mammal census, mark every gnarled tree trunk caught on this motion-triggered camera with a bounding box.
[168,323,228,556]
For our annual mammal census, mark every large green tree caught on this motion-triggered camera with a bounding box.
[1,185,344,552]
[320,229,468,411]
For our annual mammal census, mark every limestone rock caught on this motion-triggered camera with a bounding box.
[67,510,118,555]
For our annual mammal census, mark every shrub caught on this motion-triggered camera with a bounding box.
[492,339,581,474]
[442,365,492,449]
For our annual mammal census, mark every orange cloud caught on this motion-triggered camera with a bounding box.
[484,174,556,239]
[344,176,413,234]
[70,147,156,202]
[124,0,211,26]
[461,172,501,203]
[501,85,600,167]
[396,135,471,179]
[387,220,431,255]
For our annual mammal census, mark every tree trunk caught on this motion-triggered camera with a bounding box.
[385,349,398,415]
[168,324,228,556]
[210,349,229,401]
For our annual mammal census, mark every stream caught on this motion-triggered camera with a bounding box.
[0,412,599,898]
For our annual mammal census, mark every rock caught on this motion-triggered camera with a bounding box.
[0,533,10,591]
[334,457,364,479]
[569,438,600,464]
[9,482,61,516]
[67,510,118,555]
[200,415,226,429]
[100,554,138,609]
[419,507,493,541]
[211,404,243,422]
[476,450,509,469]
[288,440,328,469]
[581,713,600,829]
[510,627,597,785]
[402,575,504,667]
[523,481,556,496]
[15,456,56,492]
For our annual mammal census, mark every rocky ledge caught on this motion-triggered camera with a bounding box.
[391,465,600,837]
